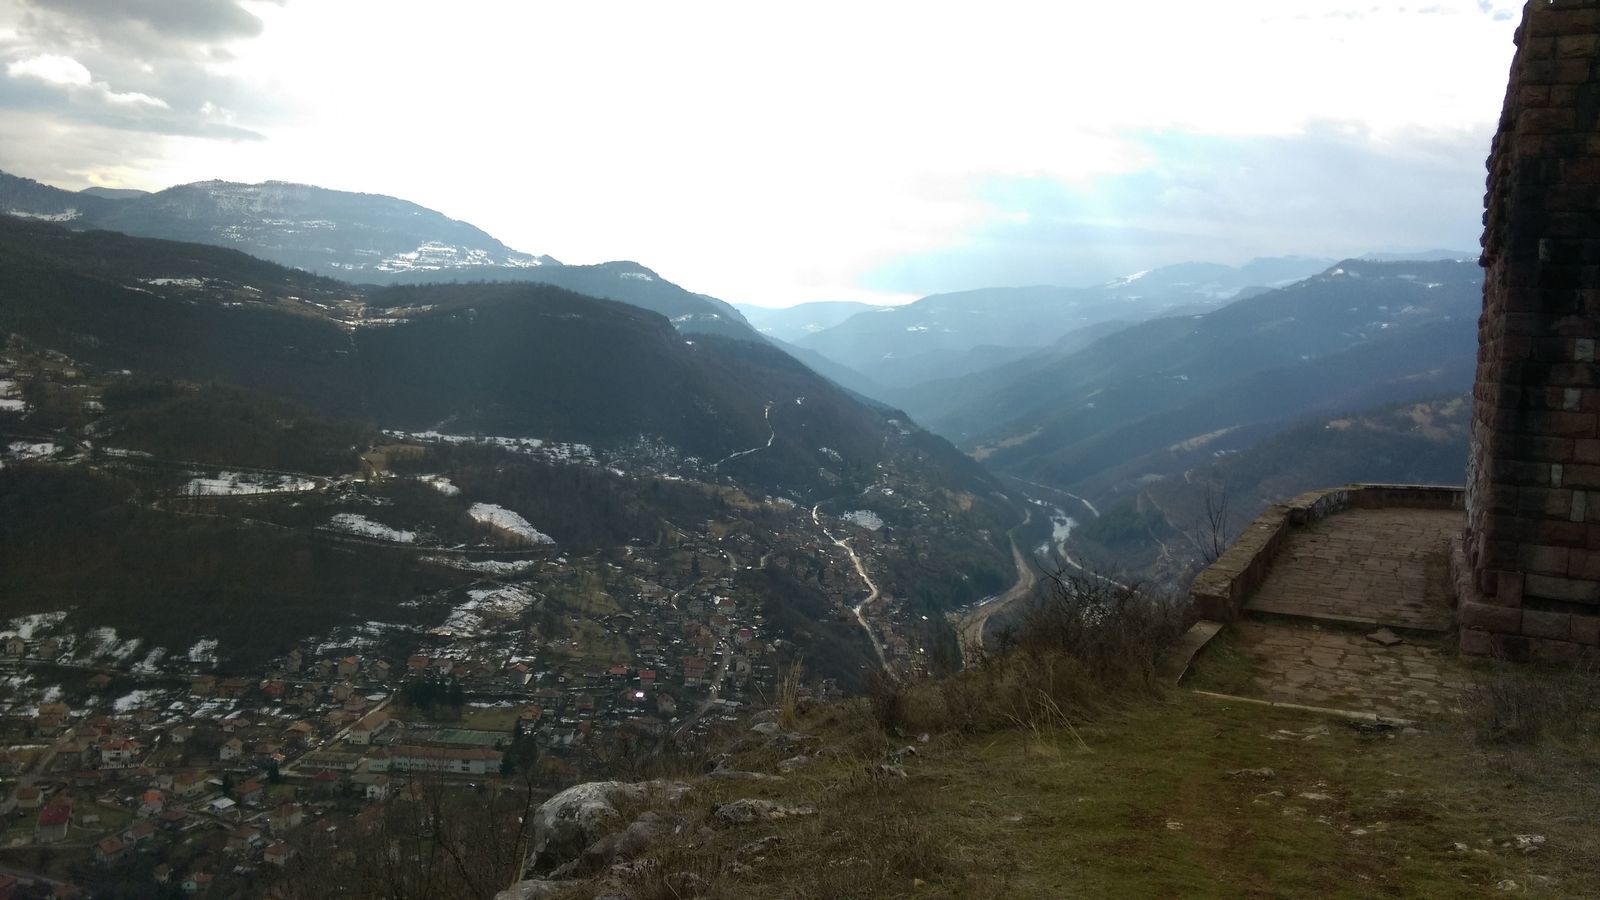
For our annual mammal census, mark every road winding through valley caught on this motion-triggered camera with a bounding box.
[811,503,889,672]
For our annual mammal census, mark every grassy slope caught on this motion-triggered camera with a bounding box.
[610,684,1598,899]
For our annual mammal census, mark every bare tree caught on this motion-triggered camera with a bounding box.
[1192,481,1233,565]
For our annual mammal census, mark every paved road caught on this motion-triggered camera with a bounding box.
[811,505,888,672]
[954,533,1036,667]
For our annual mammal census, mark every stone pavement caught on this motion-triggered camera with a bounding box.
[1227,621,1465,721]
[1242,508,1462,632]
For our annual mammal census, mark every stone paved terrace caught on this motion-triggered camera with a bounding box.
[1242,507,1462,632]
[1224,621,1465,720]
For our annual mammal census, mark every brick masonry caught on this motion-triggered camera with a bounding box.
[1462,0,1600,658]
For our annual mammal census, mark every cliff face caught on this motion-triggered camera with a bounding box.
[1462,0,1600,659]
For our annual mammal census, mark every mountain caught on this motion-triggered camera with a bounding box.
[736,300,884,342]
[79,186,150,200]
[793,257,1335,387]
[0,218,1017,677]
[0,170,771,343]
[912,259,1481,499]
[1067,394,1471,587]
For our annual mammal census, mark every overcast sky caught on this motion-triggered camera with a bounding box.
[0,0,1520,306]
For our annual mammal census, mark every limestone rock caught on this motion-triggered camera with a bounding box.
[495,881,567,900]
[713,799,816,826]
[528,780,690,873]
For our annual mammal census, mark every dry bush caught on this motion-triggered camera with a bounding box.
[880,570,1191,739]
[1461,658,1600,746]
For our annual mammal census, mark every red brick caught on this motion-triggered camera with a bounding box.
[1575,439,1600,464]
[1526,572,1600,603]
[1460,600,1523,634]
[1536,518,1590,545]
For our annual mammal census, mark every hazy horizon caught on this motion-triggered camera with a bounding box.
[1,0,1519,306]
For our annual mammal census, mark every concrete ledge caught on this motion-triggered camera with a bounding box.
[1189,483,1466,622]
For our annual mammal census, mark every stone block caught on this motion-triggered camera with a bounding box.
[1530,637,1582,664]
[1460,600,1524,633]
[1576,439,1600,464]
[1569,548,1600,579]
[1521,108,1578,132]
[1526,572,1600,603]
[1507,435,1577,461]
[1459,628,1494,656]
[1523,609,1574,641]
[1518,542,1572,574]
[1556,33,1600,58]
[1561,464,1600,488]
[1572,614,1600,646]
[1498,570,1526,606]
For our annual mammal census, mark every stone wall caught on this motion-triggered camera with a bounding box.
[1192,484,1464,623]
[1461,0,1600,659]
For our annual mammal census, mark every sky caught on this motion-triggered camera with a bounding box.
[0,0,1522,307]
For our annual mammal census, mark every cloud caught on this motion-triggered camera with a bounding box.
[0,0,277,165]
[859,124,1492,293]
[6,53,88,86]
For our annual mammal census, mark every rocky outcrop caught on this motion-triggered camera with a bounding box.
[525,780,691,875]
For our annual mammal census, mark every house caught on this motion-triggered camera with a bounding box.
[337,655,361,677]
[226,825,263,853]
[35,702,68,732]
[3,636,25,656]
[269,803,305,834]
[406,654,430,673]
[173,771,208,798]
[219,738,243,761]
[347,710,390,745]
[208,796,238,818]
[182,873,212,894]
[363,774,391,801]
[138,789,165,817]
[285,648,303,672]
[153,863,172,884]
[189,676,216,697]
[264,841,295,867]
[170,724,196,744]
[384,745,503,776]
[159,808,188,829]
[124,822,157,845]
[100,738,139,767]
[234,779,263,805]
[219,677,252,698]
[35,802,70,843]
[14,786,41,810]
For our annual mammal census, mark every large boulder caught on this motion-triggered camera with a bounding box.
[527,780,691,874]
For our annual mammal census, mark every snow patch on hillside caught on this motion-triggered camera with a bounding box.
[443,586,537,636]
[420,475,460,496]
[183,472,317,496]
[326,512,416,543]
[842,510,884,530]
[469,503,555,545]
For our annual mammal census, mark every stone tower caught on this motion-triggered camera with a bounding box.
[1461,0,1600,659]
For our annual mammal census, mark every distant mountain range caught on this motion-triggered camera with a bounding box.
[0,170,768,342]
[789,257,1337,387]
[736,301,885,342]
[897,258,1480,500]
